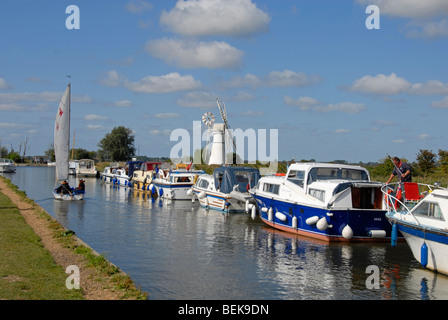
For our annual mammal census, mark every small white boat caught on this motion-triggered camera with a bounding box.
[69,160,79,175]
[190,166,260,212]
[113,168,131,187]
[384,182,448,275]
[152,164,205,200]
[76,159,97,177]
[0,158,16,173]
[250,162,392,241]
[52,84,84,200]
[100,165,119,183]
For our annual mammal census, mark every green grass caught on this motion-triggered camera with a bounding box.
[0,192,84,300]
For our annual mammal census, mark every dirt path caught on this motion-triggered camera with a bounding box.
[0,178,138,300]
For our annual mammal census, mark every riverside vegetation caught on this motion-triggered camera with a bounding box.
[0,176,147,300]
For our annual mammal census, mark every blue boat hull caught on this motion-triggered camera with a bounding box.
[253,194,395,242]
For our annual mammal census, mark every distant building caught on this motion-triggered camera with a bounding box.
[33,155,50,163]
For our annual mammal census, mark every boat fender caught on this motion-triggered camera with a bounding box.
[187,188,193,196]
[292,216,298,229]
[198,191,206,199]
[261,207,268,213]
[251,205,257,220]
[391,223,398,247]
[159,188,163,197]
[268,208,274,222]
[245,200,250,213]
[342,225,353,239]
[368,230,386,238]
[421,242,428,268]
[152,185,156,194]
[275,212,287,222]
[306,216,320,225]
[316,217,328,231]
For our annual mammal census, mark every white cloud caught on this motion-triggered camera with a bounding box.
[357,0,448,19]
[240,110,264,116]
[0,91,92,103]
[349,73,411,95]
[160,0,270,37]
[124,72,202,94]
[349,73,448,97]
[334,129,351,134]
[284,96,320,109]
[357,0,448,39]
[316,102,367,114]
[417,133,431,140]
[84,114,108,121]
[0,78,12,89]
[177,91,217,108]
[114,99,132,107]
[145,38,243,69]
[125,0,153,14]
[431,96,448,108]
[410,80,448,95]
[285,96,366,114]
[86,124,106,131]
[154,113,182,119]
[405,19,448,39]
[99,70,124,87]
[225,70,320,89]
[0,122,28,129]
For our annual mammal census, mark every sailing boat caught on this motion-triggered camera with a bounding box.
[52,84,84,200]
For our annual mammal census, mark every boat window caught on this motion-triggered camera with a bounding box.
[176,176,192,183]
[413,201,445,220]
[287,170,305,187]
[234,171,251,191]
[263,183,280,195]
[198,179,209,189]
[307,167,368,183]
[309,188,325,202]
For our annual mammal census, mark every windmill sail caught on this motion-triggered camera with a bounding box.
[54,84,71,182]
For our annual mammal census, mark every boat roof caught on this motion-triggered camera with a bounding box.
[288,162,368,171]
[213,166,260,174]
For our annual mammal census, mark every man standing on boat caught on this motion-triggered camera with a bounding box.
[386,157,412,184]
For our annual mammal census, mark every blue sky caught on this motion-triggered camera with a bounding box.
[1,0,447,163]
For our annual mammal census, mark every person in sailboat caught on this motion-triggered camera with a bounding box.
[75,179,85,193]
[56,181,73,195]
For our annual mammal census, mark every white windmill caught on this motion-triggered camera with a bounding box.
[202,99,236,165]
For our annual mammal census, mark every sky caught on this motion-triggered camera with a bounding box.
[1,0,447,164]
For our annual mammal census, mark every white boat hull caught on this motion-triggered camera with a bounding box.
[52,189,84,201]
[387,213,448,275]
[192,188,250,212]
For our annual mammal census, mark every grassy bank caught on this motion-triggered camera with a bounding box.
[0,192,84,299]
[0,176,147,300]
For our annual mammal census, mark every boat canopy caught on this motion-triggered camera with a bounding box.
[126,161,144,177]
[213,166,260,194]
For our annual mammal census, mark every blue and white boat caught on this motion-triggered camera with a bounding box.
[190,166,260,212]
[250,162,392,241]
[384,182,448,275]
[152,163,205,200]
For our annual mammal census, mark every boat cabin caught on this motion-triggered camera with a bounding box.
[259,163,383,210]
[213,166,261,194]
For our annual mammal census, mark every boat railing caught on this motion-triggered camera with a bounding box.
[381,182,443,223]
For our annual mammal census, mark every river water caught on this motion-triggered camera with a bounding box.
[3,166,448,300]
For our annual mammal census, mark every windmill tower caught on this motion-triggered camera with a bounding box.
[202,99,236,165]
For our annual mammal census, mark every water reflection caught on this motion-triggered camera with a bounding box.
[3,166,448,300]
